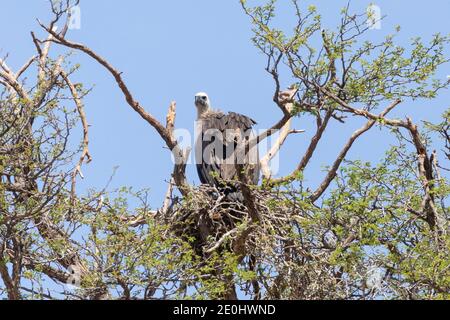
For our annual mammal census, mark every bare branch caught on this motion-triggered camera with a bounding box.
[260,98,305,179]
[161,178,175,216]
[257,86,298,145]
[16,55,37,79]
[310,99,402,202]
[0,58,30,100]
[166,101,176,133]
[269,108,333,185]
[60,70,92,199]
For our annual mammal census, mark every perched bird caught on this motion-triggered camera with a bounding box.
[194,92,260,196]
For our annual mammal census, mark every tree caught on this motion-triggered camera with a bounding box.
[0,0,448,300]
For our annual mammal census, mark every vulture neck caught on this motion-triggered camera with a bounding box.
[197,107,216,120]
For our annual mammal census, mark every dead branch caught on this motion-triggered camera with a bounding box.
[0,58,30,100]
[166,101,176,133]
[257,87,298,144]
[16,55,37,79]
[60,70,92,200]
[269,108,333,185]
[260,98,305,179]
[161,178,175,216]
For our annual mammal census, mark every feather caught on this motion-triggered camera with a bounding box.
[196,110,260,187]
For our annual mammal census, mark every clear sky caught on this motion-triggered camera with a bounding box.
[1,0,449,208]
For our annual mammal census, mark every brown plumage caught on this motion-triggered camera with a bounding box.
[194,93,260,191]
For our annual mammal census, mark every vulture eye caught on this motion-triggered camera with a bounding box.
[202,96,207,100]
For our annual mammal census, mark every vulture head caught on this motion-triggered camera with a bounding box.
[194,92,211,118]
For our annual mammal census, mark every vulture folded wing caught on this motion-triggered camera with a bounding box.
[196,111,260,186]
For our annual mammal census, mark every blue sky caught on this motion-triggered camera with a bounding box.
[1,0,449,208]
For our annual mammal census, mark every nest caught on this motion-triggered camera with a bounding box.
[160,184,308,260]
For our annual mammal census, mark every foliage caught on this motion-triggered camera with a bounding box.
[0,0,449,300]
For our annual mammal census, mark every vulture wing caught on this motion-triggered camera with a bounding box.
[196,111,260,187]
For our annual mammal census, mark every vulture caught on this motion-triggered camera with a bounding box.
[194,92,260,195]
